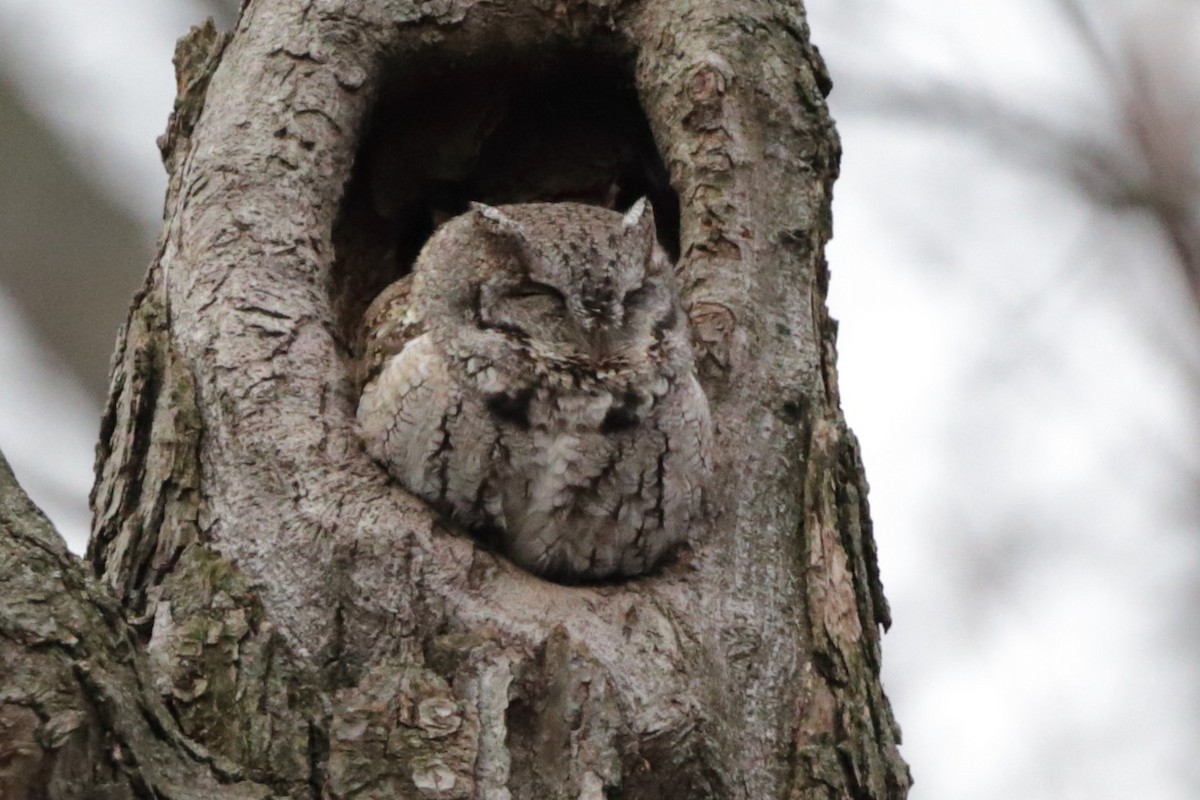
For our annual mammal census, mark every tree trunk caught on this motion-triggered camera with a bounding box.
[5,1,910,797]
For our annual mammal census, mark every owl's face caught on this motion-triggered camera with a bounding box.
[467,200,669,361]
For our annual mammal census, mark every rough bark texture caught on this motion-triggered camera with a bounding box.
[5,1,909,797]
[0,451,272,799]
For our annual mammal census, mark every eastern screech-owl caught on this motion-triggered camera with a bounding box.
[356,200,712,580]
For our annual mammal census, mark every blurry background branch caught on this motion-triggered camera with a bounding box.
[807,0,1200,796]
[829,0,1200,379]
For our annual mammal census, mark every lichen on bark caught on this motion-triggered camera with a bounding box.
[0,450,271,799]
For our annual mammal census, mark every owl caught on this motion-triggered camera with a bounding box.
[356,200,711,580]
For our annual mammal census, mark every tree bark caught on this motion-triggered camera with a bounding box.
[0,450,271,798]
[7,1,909,798]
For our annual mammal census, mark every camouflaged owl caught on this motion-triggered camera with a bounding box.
[357,200,711,580]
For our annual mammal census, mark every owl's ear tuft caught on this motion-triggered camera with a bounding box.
[621,197,656,265]
[471,202,533,262]
[471,202,524,236]
[621,197,654,232]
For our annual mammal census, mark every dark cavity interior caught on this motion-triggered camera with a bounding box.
[331,51,680,357]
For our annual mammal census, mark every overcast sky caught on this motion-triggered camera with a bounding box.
[1,1,1196,798]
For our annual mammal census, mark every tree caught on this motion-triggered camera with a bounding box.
[0,1,909,797]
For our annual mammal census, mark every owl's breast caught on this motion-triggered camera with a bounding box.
[539,387,620,430]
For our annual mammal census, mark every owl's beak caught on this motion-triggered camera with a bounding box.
[580,303,623,332]
[576,303,624,359]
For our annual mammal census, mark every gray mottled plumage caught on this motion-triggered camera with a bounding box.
[357,200,711,580]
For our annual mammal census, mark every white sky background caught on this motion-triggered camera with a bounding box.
[0,1,1196,799]
[0,0,220,551]
[808,1,1200,797]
